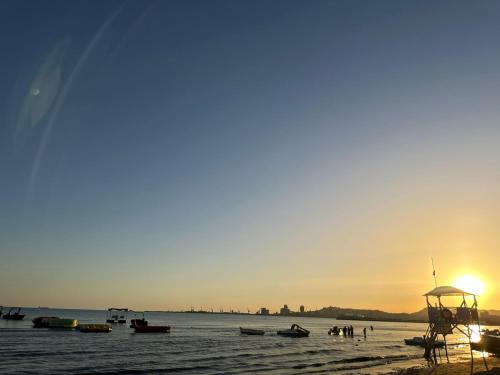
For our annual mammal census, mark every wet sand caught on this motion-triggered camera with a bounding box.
[397,357,500,374]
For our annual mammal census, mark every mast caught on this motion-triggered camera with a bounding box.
[431,258,437,288]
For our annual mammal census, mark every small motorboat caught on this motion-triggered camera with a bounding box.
[277,324,310,337]
[78,324,112,333]
[240,327,265,335]
[404,336,445,348]
[471,329,500,355]
[129,311,170,333]
[2,308,25,321]
[134,325,170,333]
[33,316,59,328]
[48,318,78,329]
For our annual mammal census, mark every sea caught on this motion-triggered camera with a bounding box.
[0,308,494,374]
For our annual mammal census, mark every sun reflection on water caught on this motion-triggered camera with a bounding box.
[470,324,481,343]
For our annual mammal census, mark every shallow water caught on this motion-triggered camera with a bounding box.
[0,309,492,374]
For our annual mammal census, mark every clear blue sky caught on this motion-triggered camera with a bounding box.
[1,0,499,311]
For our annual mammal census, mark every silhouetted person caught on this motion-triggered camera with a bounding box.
[342,326,347,336]
[370,325,374,331]
[363,327,367,338]
[350,325,354,337]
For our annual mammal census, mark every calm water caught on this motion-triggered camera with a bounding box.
[0,309,491,374]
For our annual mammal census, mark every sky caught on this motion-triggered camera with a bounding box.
[0,0,499,313]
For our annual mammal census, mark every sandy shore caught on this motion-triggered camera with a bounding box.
[397,357,500,374]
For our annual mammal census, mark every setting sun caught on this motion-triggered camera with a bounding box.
[453,275,485,296]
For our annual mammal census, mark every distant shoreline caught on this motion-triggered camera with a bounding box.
[14,306,500,326]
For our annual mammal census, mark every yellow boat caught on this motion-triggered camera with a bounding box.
[48,318,78,329]
[77,323,112,333]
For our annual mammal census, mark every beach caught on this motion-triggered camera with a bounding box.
[397,357,500,374]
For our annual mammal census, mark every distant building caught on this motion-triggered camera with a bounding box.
[260,307,270,315]
[280,304,290,315]
[300,305,305,313]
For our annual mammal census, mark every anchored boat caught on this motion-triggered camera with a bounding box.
[106,308,128,324]
[404,336,445,348]
[78,324,112,333]
[33,316,59,328]
[277,324,310,337]
[471,329,500,355]
[130,313,170,333]
[2,308,25,321]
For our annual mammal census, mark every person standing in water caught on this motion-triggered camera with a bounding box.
[363,327,367,338]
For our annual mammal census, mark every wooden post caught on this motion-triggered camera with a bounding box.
[443,334,449,362]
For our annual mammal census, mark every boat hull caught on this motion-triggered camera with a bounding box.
[33,316,59,328]
[277,330,309,337]
[78,324,112,333]
[48,318,78,329]
[471,335,500,354]
[404,337,444,348]
[134,326,170,333]
[2,314,25,321]
[240,327,265,335]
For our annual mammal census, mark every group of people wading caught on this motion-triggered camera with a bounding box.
[328,325,373,337]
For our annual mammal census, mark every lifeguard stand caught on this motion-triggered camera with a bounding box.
[423,286,486,370]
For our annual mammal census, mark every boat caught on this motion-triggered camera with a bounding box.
[129,312,170,333]
[240,327,265,335]
[33,316,59,328]
[404,336,445,348]
[2,308,25,320]
[77,324,112,333]
[277,324,310,337]
[130,312,148,328]
[134,325,170,333]
[48,318,78,329]
[471,329,500,354]
[106,308,128,324]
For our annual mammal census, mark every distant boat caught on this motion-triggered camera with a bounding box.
[404,336,444,348]
[106,308,128,324]
[130,312,170,333]
[33,316,59,328]
[240,327,265,335]
[2,308,25,321]
[277,324,310,337]
[77,324,112,333]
